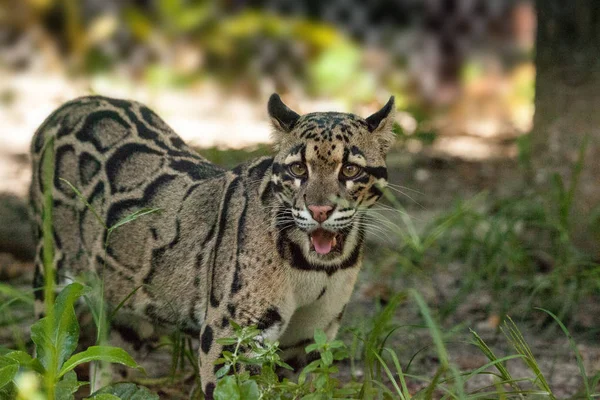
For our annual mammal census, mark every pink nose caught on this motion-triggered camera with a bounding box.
[308,205,333,223]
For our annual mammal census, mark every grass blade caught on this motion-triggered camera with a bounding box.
[536,307,590,398]
[384,347,412,399]
[410,289,466,400]
[501,317,555,399]
[470,329,523,395]
[108,208,162,232]
[373,350,406,400]
[59,178,107,229]
[110,285,143,320]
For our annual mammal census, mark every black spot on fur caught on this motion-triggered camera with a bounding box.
[289,144,304,155]
[209,292,220,309]
[231,267,243,294]
[285,356,302,371]
[247,157,274,179]
[364,166,388,180]
[114,325,144,351]
[106,143,164,194]
[79,152,101,185]
[106,174,175,227]
[306,350,320,364]
[144,304,173,325]
[170,136,186,149]
[210,176,241,308]
[33,266,44,301]
[54,145,77,197]
[369,185,384,199]
[170,159,215,181]
[337,305,347,321]
[257,306,282,331]
[204,382,215,398]
[231,188,248,295]
[280,338,312,351]
[76,110,131,152]
[350,146,365,157]
[317,287,327,300]
[227,303,236,318]
[201,325,214,354]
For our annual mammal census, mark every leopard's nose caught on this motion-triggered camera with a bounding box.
[308,205,334,223]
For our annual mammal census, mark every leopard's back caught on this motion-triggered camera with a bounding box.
[29,96,225,331]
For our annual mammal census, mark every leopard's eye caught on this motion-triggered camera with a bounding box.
[288,162,308,178]
[341,164,362,179]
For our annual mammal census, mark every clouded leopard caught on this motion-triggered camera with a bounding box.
[29,94,395,398]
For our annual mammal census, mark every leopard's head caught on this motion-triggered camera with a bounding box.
[268,94,395,267]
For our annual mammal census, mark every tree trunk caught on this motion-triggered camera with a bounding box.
[533,0,600,255]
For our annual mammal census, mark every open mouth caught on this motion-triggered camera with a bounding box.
[309,228,344,255]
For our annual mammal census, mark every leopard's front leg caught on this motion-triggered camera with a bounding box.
[198,299,293,399]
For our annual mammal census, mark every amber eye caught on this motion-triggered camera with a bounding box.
[288,162,308,178]
[341,164,362,179]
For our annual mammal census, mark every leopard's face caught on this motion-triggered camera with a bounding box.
[268,96,395,265]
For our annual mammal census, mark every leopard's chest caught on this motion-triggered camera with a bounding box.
[287,267,360,309]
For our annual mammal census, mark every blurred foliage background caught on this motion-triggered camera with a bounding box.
[0,0,535,159]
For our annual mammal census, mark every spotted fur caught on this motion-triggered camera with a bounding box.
[29,94,395,398]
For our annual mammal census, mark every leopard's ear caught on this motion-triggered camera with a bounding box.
[268,94,300,133]
[365,96,396,154]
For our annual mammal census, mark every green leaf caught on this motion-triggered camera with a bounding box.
[59,346,143,378]
[215,364,231,378]
[89,395,120,400]
[87,382,159,399]
[321,350,333,366]
[55,370,87,400]
[239,380,259,400]
[313,329,327,346]
[276,359,294,371]
[301,393,322,400]
[215,375,240,400]
[31,283,88,371]
[5,351,45,374]
[0,363,18,389]
[314,373,327,389]
[0,381,16,399]
[0,356,18,368]
[305,343,319,354]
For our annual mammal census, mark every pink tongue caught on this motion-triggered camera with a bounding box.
[311,229,335,255]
